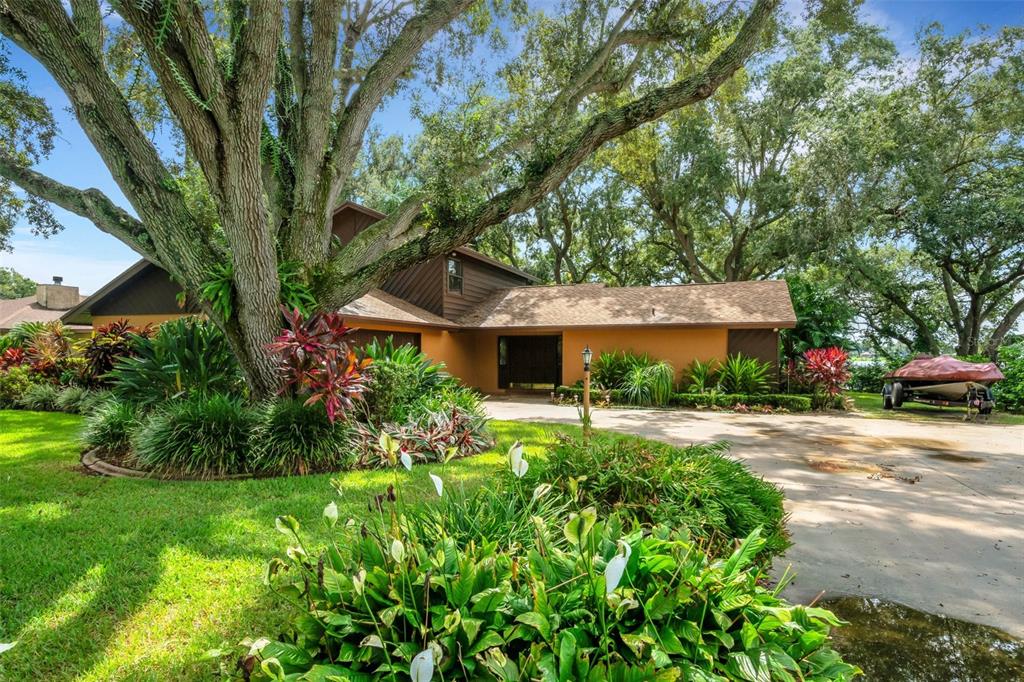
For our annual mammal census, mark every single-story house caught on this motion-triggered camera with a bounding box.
[62,202,796,393]
[1,277,90,334]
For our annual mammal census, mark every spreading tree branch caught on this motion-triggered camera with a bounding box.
[320,0,781,307]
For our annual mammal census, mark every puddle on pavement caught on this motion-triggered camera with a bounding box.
[823,596,1024,681]
[806,457,883,474]
[927,452,985,464]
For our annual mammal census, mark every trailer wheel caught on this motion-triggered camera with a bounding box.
[892,382,904,408]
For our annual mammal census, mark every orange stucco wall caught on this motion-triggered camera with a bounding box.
[562,327,727,387]
[91,313,193,329]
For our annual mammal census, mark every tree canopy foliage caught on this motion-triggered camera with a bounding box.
[0,266,35,298]
[0,0,805,393]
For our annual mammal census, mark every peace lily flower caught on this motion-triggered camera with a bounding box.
[508,441,528,478]
[531,483,552,503]
[429,473,444,497]
[400,450,413,471]
[410,648,434,682]
[0,642,16,655]
[390,538,405,562]
[604,540,632,595]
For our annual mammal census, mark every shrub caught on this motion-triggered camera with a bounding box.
[996,342,1024,412]
[81,398,141,452]
[132,393,259,477]
[0,366,35,407]
[81,319,153,386]
[620,360,674,406]
[55,385,90,413]
[554,386,813,412]
[670,392,812,412]
[846,362,886,392]
[406,385,485,423]
[542,433,789,559]
[268,307,370,422]
[15,382,60,411]
[361,337,452,423]
[356,404,491,467]
[797,347,851,409]
[76,388,113,415]
[241,507,854,681]
[718,353,772,394]
[109,317,243,405]
[250,398,356,475]
[23,321,79,380]
[591,348,650,389]
[684,357,720,393]
[1,346,28,370]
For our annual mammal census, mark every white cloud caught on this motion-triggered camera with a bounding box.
[0,239,137,295]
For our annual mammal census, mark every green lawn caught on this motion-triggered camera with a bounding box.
[848,391,1024,425]
[0,410,562,681]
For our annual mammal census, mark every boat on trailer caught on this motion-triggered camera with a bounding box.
[881,355,1004,415]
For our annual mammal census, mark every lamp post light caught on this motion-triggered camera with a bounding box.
[582,345,593,441]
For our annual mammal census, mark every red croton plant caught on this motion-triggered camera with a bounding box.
[798,346,850,405]
[266,307,371,422]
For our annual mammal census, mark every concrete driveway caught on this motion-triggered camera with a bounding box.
[485,398,1024,636]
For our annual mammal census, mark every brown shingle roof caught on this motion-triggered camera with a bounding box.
[338,289,455,327]
[0,295,91,332]
[456,280,796,329]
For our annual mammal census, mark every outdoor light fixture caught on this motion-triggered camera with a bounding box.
[581,345,593,442]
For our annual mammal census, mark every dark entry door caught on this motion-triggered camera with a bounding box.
[499,335,561,389]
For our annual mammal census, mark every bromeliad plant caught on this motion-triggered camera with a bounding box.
[267,307,371,423]
[231,443,858,681]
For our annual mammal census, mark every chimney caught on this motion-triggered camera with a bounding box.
[36,277,79,310]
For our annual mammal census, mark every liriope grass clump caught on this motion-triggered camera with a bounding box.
[132,393,258,477]
[250,398,356,475]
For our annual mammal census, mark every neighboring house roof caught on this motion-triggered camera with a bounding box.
[455,280,797,329]
[338,289,456,328]
[1,295,90,332]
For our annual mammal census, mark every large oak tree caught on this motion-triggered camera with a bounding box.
[0,0,791,395]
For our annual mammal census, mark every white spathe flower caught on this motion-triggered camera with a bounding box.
[429,473,444,497]
[508,441,529,478]
[0,641,15,655]
[410,648,434,682]
[508,441,524,469]
[400,450,413,471]
[531,483,552,503]
[391,538,405,563]
[604,540,632,595]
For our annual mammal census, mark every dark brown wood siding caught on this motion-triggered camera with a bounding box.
[443,255,532,320]
[381,258,445,316]
[331,207,381,246]
[727,328,780,376]
[92,263,195,316]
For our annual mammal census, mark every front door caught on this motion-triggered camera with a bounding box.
[498,335,561,389]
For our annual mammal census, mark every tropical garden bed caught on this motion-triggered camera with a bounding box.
[0,410,863,681]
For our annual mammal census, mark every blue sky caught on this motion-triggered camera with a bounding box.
[1,0,1022,294]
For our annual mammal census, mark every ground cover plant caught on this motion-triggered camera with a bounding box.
[234,443,851,681]
[540,434,790,559]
